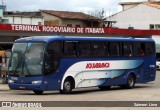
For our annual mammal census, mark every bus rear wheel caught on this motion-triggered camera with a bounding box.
[33,90,43,95]
[60,79,73,94]
[121,74,135,89]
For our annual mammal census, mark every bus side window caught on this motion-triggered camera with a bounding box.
[133,43,147,57]
[141,43,145,56]
[79,41,91,57]
[109,42,120,57]
[47,41,61,73]
[63,41,77,57]
[123,42,133,57]
[145,43,155,56]
[140,50,145,56]
[92,42,105,57]
[133,43,141,56]
[105,42,109,57]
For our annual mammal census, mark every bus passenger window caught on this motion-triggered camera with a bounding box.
[63,42,77,57]
[109,42,120,57]
[105,42,109,57]
[133,43,141,56]
[79,41,91,57]
[145,43,155,56]
[140,50,145,56]
[133,43,147,57]
[92,42,105,57]
[123,43,133,57]
[47,41,61,73]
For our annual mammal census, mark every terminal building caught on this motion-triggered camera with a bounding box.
[0,7,101,50]
[107,0,160,30]
[106,0,160,53]
[1,0,160,50]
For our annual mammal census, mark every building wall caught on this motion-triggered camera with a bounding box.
[122,4,137,10]
[149,0,160,1]
[107,4,160,29]
[0,9,3,18]
[30,18,44,25]
[4,16,44,25]
[42,12,86,27]
[41,12,62,26]
[62,19,86,27]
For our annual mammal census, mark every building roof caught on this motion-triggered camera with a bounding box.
[119,2,143,5]
[4,11,43,18]
[108,1,160,18]
[41,10,101,21]
[119,1,160,7]
[144,2,160,9]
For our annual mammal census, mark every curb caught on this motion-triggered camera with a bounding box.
[0,83,10,91]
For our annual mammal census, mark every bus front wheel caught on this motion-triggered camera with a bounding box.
[60,79,72,94]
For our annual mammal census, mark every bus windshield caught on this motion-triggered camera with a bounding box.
[9,43,45,76]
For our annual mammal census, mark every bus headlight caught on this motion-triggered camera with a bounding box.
[8,80,14,83]
[31,80,42,84]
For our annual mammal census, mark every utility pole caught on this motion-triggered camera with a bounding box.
[2,0,3,5]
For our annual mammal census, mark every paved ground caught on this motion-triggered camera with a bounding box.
[0,71,160,110]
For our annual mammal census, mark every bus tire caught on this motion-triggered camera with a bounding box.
[98,86,111,90]
[60,79,72,94]
[121,74,135,89]
[33,90,43,95]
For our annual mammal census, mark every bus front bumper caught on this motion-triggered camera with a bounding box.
[8,83,45,91]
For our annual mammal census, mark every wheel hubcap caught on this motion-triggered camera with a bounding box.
[129,77,134,86]
[65,82,71,91]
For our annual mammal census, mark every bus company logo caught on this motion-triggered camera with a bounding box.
[86,63,110,69]
[2,102,12,107]
[1,102,42,108]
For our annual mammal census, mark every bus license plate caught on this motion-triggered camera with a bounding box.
[20,86,26,89]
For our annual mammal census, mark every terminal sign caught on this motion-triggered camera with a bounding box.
[11,24,105,34]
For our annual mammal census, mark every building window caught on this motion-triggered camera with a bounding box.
[155,24,160,30]
[67,24,72,27]
[150,24,160,30]
[38,22,42,25]
[150,24,154,30]
[75,25,80,27]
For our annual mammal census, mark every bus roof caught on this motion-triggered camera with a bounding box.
[15,35,155,43]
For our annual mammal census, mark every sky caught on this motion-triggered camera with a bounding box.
[4,0,146,16]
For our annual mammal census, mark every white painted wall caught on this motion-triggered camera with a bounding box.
[107,4,160,29]
[122,4,137,10]
[4,16,44,25]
